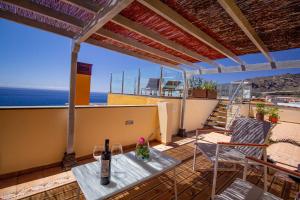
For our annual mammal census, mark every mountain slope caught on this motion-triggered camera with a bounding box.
[247,73,300,94]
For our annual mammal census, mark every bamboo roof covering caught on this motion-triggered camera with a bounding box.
[0,0,299,72]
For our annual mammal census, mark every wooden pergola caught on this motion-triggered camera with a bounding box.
[1,0,299,165]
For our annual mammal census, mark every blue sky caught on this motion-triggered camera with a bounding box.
[0,19,300,92]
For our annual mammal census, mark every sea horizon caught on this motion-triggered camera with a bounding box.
[0,87,108,106]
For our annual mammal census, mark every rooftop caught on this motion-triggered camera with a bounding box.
[0,1,300,200]
[1,135,299,200]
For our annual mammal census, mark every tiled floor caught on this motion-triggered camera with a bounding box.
[0,136,299,200]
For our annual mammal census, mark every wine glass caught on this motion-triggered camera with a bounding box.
[111,144,123,174]
[93,145,103,176]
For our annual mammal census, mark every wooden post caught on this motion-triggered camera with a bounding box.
[63,40,80,169]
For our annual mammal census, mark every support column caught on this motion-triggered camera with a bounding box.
[178,70,187,137]
[109,73,112,93]
[62,41,80,169]
[137,68,141,95]
[121,71,124,94]
[159,66,163,96]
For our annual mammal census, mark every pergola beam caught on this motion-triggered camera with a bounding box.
[0,10,75,38]
[2,0,84,28]
[111,15,221,68]
[137,0,243,65]
[96,29,197,68]
[60,0,100,13]
[218,0,273,63]
[75,0,134,43]
[86,38,181,70]
[198,60,300,74]
[17,0,215,69]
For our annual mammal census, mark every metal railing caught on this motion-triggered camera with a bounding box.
[109,68,184,98]
[225,81,252,129]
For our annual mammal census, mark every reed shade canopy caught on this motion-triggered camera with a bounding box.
[0,0,300,73]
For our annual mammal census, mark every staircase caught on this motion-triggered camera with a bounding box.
[204,100,228,130]
[204,80,252,130]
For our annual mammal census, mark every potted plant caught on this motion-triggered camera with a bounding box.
[268,107,279,123]
[188,77,207,98]
[204,81,217,99]
[255,103,267,121]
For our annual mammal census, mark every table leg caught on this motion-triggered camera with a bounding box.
[174,168,178,200]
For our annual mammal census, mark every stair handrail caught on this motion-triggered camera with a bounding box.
[226,81,246,129]
[227,80,245,109]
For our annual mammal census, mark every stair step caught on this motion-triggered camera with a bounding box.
[210,114,226,118]
[217,106,227,109]
[206,121,226,126]
[212,125,226,130]
[208,117,226,123]
[217,104,227,108]
[215,110,227,114]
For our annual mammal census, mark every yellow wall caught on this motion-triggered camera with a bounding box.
[75,74,91,105]
[74,106,159,157]
[108,94,181,135]
[0,108,67,175]
[184,99,219,131]
[108,94,219,133]
[250,104,300,124]
[0,105,159,175]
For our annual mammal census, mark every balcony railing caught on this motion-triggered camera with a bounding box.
[110,68,184,98]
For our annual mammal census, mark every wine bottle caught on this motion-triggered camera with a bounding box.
[100,139,111,185]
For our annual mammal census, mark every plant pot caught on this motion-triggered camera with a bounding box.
[207,90,217,99]
[256,113,265,121]
[191,89,207,98]
[269,116,278,123]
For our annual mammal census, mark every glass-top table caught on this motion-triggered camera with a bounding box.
[71,148,181,200]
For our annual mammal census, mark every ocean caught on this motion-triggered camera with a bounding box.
[0,87,107,106]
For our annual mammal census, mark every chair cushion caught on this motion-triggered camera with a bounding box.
[196,143,245,162]
[215,178,282,200]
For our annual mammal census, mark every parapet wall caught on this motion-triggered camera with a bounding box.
[0,105,159,175]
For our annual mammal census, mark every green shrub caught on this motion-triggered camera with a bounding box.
[189,77,203,89]
[256,103,268,115]
[268,107,279,118]
[202,80,217,91]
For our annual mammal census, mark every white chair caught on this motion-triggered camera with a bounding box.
[193,117,273,199]
[215,156,300,200]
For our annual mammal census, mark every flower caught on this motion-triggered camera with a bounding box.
[138,137,145,145]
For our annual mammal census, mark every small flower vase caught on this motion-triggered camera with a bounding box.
[135,137,150,161]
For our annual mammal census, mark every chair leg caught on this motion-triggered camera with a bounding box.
[211,162,218,200]
[263,149,268,192]
[211,145,220,200]
[192,144,197,171]
[243,158,248,181]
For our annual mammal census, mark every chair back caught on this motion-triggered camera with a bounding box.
[229,117,272,158]
[146,78,160,89]
[163,80,181,89]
